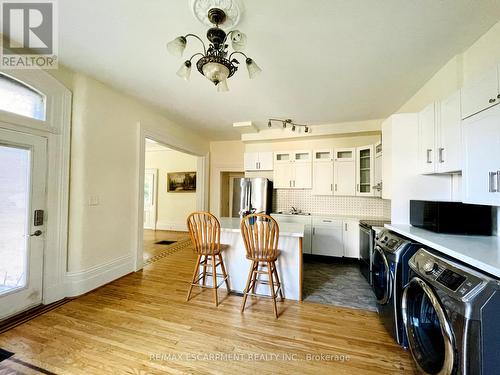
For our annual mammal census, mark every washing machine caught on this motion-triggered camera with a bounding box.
[402,248,500,374]
[372,229,421,347]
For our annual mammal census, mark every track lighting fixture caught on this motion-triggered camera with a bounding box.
[268,118,310,133]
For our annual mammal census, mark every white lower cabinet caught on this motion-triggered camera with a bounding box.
[312,220,344,257]
[272,214,361,258]
[343,220,360,258]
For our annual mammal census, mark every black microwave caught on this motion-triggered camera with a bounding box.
[410,200,493,235]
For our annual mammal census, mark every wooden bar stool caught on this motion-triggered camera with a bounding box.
[186,212,230,306]
[240,213,284,319]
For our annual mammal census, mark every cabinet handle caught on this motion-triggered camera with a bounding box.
[489,172,497,193]
[322,220,332,223]
[489,98,496,104]
[497,94,500,99]
[426,149,433,164]
[330,183,333,191]
[289,180,291,187]
[335,184,338,192]
[345,223,347,231]
[497,171,500,193]
[312,227,315,235]
[293,180,296,187]
[438,148,445,163]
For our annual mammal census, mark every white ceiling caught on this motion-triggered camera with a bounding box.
[59,0,500,140]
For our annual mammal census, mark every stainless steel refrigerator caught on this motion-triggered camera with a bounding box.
[231,178,273,218]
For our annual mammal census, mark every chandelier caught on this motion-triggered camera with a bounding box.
[166,8,261,92]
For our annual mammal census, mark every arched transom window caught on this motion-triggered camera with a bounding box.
[0,73,46,121]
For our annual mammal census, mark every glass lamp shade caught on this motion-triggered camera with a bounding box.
[167,36,187,57]
[176,61,191,80]
[231,30,247,52]
[202,62,230,85]
[217,80,229,92]
[246,58,262,79]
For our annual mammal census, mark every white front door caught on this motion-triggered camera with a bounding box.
[0,127,47,320]
[143,168,158,229]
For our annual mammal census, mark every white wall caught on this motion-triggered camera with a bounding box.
[145,149,197,230]
[46,67,209,295]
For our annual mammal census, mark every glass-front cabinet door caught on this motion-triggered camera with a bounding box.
[356,145,375,196]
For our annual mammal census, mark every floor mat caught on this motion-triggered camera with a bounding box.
[303,256,377,312]
[0,348,14,362]
[155,240,177,245]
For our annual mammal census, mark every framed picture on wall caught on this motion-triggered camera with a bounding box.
[167,172,196,192]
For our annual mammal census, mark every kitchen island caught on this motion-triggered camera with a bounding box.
[218,217,304,301]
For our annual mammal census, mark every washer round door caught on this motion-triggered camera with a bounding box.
[372,246,391,304]
[402,277,455,375]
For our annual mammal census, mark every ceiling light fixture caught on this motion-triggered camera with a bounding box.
[269,118,310,133]
[167,7,261,91]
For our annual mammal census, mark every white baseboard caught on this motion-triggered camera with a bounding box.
[64,254,134,297]
[155,221,188,231]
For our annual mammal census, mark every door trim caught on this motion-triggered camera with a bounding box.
[0,68,72,306]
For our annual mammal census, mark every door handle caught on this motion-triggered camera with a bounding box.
[438,148,445,163]
[30,230,43,237]
[489,172,498,193]
[426,149,432,164]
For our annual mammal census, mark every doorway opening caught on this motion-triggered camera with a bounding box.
[142,138,197,264]
[220,171,244,217]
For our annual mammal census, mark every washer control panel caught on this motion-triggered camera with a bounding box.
[409,249,486,300]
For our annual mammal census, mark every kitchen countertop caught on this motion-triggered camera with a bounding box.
[272,212,391,222]
[386,224,500,278]
[220,217,304,238]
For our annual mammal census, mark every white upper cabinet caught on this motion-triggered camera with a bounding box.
[373,142,383,197]
[356,145,375,196]
[462,103,500,206]
[437,90,462,173]
[293,151,312,189]
[333,148,356,196]
[418,102,436,174]
[418,91,462,174]
[273,151,312,189]
[244,151,273,171]
[461,64,500,119]
[312,150,334,195]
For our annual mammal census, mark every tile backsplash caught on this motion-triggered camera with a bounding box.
[273,189,391,218]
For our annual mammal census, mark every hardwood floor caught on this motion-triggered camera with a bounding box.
[143,229,191,261]
[0,238,417,374]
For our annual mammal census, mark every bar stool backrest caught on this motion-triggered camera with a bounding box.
[240,213,279,260]
[186,212,220,255]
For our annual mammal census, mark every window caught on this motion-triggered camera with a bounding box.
[0,74,46,120]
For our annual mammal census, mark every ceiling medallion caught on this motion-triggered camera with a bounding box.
[167,7,261,92]
[190,0,243,29]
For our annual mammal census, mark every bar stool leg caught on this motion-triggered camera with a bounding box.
[186,255,201,302]
[218,253,230,291]
[251,261,259,294]
[272,261,284,300]
[241,261,255,313]
[267,261,279,319]
[201,255,207,286]
[211,255,218,306]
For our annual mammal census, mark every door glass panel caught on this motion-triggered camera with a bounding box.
[337,151,352,159]
[0,74,46,120]
[406,282,445,373]
[0,145,30,295]
[276,153,289,161]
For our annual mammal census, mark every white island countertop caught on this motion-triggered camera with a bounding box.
[386,224,500,278]
[219,217,304,238]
